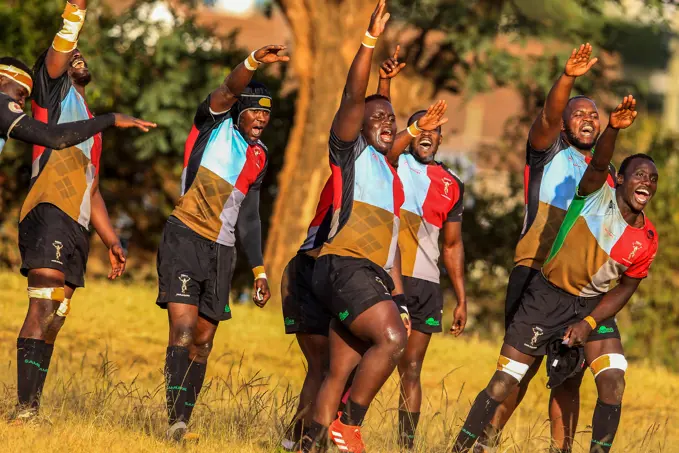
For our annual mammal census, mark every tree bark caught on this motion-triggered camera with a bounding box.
[265,0,376,295]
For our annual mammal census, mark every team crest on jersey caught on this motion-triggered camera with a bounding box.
[8,102,22,114]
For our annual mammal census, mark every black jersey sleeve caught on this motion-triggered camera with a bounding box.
[235,160,269,269]
[32,49,71,114]
[194,94,230,131]
[328,130,367,167]
[526,134,568,169]
[446,175,465,223]
[10,113,115,150]
[0,95,27,138]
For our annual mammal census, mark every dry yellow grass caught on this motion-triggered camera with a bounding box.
[0,271,676,452]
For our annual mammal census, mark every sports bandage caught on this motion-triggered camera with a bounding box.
[407,121,422,138]
[497,355,530,382]
[27,287,65,302]
[56,297,71,317]
[583,316,597,330]
[0,65,33,95]
[362,31,378,49]
[244,51,261,71]
[52,2,87,53]
[590,353,628,379]
[253,266,267,280]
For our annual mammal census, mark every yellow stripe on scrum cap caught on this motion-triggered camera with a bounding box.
[258,97,272,108]
[0,65,33,95]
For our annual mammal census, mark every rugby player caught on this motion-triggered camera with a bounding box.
[298,2,447,451]
[0,57,151,155]
[156,45,288,442]
[475,44,618,453]
[12,0,155,422]
[452,95,655,453]
[280,50,445,451]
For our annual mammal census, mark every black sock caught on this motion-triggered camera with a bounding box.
[398,410,420,449]
[301,420,327,453]
[453,390,500,453]
[32,343,55,409]
[16,338,45,407]
[590,399,621,453]
[164,346,190,425]
[184,360,206,424]
[340,398,368,426]
[290,418,308,443]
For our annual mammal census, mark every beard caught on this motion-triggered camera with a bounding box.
[410,146,436,165]
[564,128,599,151]
[70,69,92,87]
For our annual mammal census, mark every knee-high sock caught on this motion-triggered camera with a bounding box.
[165,346,190,425]
[17,338,45,408]
[184,360,206,424]
[453,390,500,453]
[590,400,621,453]
[32,343,55,409]
[398,410,420,449]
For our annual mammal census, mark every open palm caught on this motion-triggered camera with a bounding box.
[564,43,598,77]
[253,45,290,64]
[609,95,637,130]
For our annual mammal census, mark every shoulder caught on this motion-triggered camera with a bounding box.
[644,217,659,245]
[436,161,464,185]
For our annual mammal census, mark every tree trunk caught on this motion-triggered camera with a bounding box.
[265,0,376,296]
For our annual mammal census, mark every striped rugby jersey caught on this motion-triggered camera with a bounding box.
[0,93,26,155]
[172,95,268,247]
[299,174,335,253]
[397,153,464,283]
[21,50,102,228]
[514,135,615,269]
[543,184,658,297]
[318,131,404,270]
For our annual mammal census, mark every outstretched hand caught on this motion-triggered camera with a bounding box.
[380,45,406,79]
[113,114,157,132]
[253,45,290,64]
[368,0,390,38]
[609,95,637,130]
[417,100,448,131]
[564,43,598,77]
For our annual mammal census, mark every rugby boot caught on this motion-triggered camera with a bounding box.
[328,416,366,453]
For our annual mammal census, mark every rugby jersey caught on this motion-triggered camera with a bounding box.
[318,131,404,270]
[172,95,268,249]
[21,50,103,229]
[514,135,615,269]
[543,184,658,297]
[397,153,464,283]
[299,174,335,253]
[0,93,26,155]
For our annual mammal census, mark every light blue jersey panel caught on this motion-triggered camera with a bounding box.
[201,117,248,185]
[353,146,395,212]
[58,86,93,158]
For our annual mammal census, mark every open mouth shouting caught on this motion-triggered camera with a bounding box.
[251,124,264,138]
[634,186,651,205]
[71,57,86,69]
[379,128,393,143]
[580,123,594,137]
[418,136,433,151]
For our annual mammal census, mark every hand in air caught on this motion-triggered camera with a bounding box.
[108,243,127,280]
[449,303,467,337]
[609,95,637,130]
[564,43,598,77]
[563,320,593,347]
[113,114,157,132]
[417,100,449,131]
[368,0,390,38]
[380,45,406,79]
[253,278,271,308]
[253,45,290,65]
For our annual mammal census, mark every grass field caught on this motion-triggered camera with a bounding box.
[0,271,676,453]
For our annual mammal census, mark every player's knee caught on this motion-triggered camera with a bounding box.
[399,357,423,385]
[192,340,213,361]
[170,324,194,348]
[384,325,408,363]
[591,354,627,404]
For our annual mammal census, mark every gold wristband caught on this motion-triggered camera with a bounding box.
[583,316,597,330]
[361,31,378,49]
[253,266,266,279]
[407,121,422,138]
[244,51,261,71]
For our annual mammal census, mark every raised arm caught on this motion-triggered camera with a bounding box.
[579,95,637,196]
[386,100,448,166]
[46,0,87,79]
[10,113,156,150]
[210,45,289,114]
[528,43,597,151]
[376,45,406,100]
[331,0,390,142]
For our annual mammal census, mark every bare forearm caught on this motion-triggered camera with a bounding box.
[529,74,576,149]
[390,246,405,295]
[211,62,255,113]
[387,130,411,166]
[588,287,633,325]
[443,243,466,305]
[345,45,375,104]
[47,0,88,78]
[377,77,391,99]
[90,190,120,249]
[580,125,618,195]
